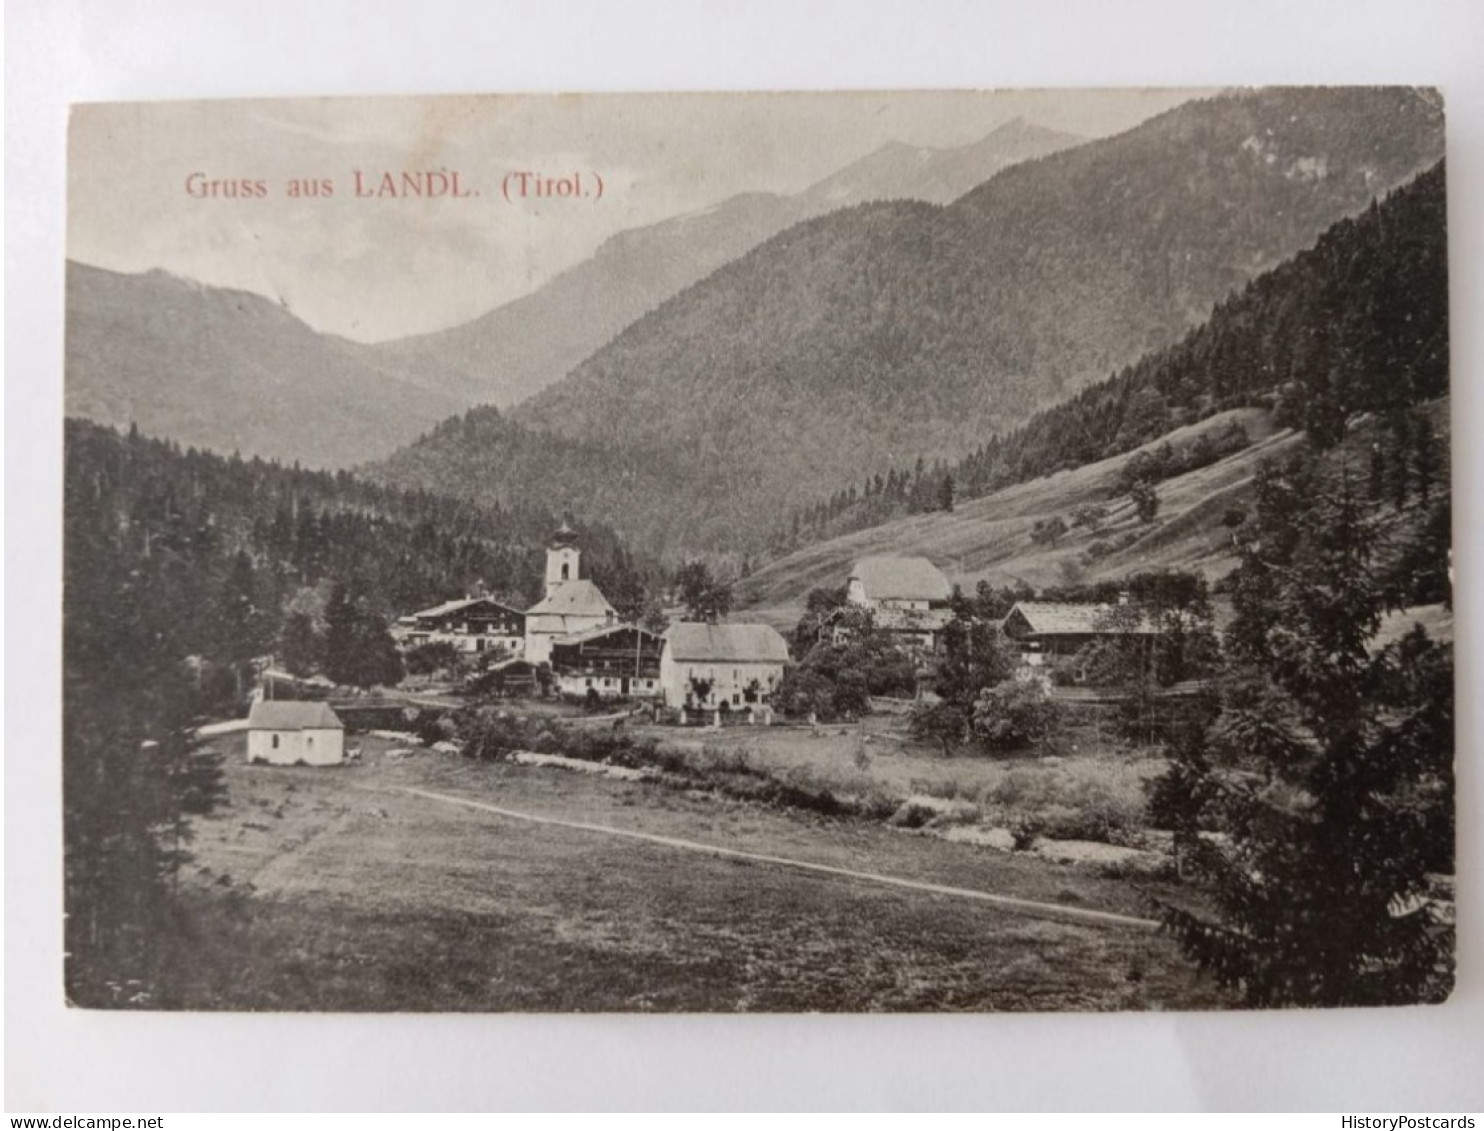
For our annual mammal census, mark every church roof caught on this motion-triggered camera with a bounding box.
[248,700,343,730]
[849,555,952,602]
[527,579,615,618]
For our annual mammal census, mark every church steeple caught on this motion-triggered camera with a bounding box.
[545,521,581,596]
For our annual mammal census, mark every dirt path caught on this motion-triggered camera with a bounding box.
[388,783,1160,931]
[247,809,359,893]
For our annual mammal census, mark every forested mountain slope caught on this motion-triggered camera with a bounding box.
[368,119,1080,408]
[773,159,1448,553]
[65,263,472,469]
[420,87,1439,554]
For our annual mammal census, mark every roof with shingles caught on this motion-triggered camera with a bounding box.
[407,596,523,621]
[556,623,663,646]
[665,622,791,663]
[850,555,952,602]
[1004,601,1157,636]
[526,579,616,618]
[247,700,343,730]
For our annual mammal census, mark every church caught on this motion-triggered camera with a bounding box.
[522,522,619,664]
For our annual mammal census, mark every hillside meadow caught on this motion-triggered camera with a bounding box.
[739,407,1294,627]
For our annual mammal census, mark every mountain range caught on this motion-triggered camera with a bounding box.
[65,118,1081,467]
[364,117,1082,408]
[66,88,1445,562]
[383,87,1444,555]
[64,263,470,469]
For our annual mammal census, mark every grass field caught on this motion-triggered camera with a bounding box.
[159,731,1229,1012]
[737,407,1296,629]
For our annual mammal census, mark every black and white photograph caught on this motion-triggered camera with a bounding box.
[56,85,1457,1018]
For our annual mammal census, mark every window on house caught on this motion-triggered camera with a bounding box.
[561,562,570,580]
[271,734,279,750]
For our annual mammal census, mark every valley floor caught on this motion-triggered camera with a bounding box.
[150,731,1232,1013]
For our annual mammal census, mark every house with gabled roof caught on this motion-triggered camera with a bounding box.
[393,595,526,657]
[550,623,664,699]
[1000,599,1157,667]
[247,699,345,765]
[836,554,954,653]
[660,622,790,719]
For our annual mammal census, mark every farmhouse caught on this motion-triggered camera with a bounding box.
[246,699,345,765]
[550,624,664,700]
[524,523,618,664]
[393,596,526,657]
[660,622,790,719]
[1000,600,1157,666]
[837,554,954,653]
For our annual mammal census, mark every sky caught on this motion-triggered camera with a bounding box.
[68,89,1207,342]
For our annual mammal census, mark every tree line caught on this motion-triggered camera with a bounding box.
[62,418,649,1002]
[771,160,1448,556]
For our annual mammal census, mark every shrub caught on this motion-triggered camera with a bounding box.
[1071,503,1108,530]
[909,701,969,756]
[1030,516,1069,547]
[462,714,530,761]
[414,711,456,747]
[404,641,462,677]
[971,682,1058,751]
[1084,540,1114,562]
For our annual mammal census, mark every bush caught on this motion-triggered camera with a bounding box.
[463,713,530,762]
[971,682,1058,751]
[414,711,456,747]
[1030,516,1069,547]
[1084,539,1114,562]
[1071,503,1108,529]
[404,641,462,677]
[909,701,969,756]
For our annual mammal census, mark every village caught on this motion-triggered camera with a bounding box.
[243,519,1174,760]
[192,518,1233,1013]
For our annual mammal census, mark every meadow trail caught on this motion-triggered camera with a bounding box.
[374,781,1162,932]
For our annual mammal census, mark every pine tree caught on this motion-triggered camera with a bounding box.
[1160,466,1454,1006]
[322,581,360,686]
[278,610,323,677]
[937,473,955,513]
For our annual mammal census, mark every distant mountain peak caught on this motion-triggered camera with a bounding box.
[65,260,467,469]
[366,117,1085,411]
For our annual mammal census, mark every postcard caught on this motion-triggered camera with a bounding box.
[63,88,1453,1013]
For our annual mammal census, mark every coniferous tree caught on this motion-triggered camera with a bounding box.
[1160,465,1455,1007]
[278,610,323,677]
[322,581,360,687]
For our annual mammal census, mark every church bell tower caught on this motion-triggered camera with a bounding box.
[545,521,581,598]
